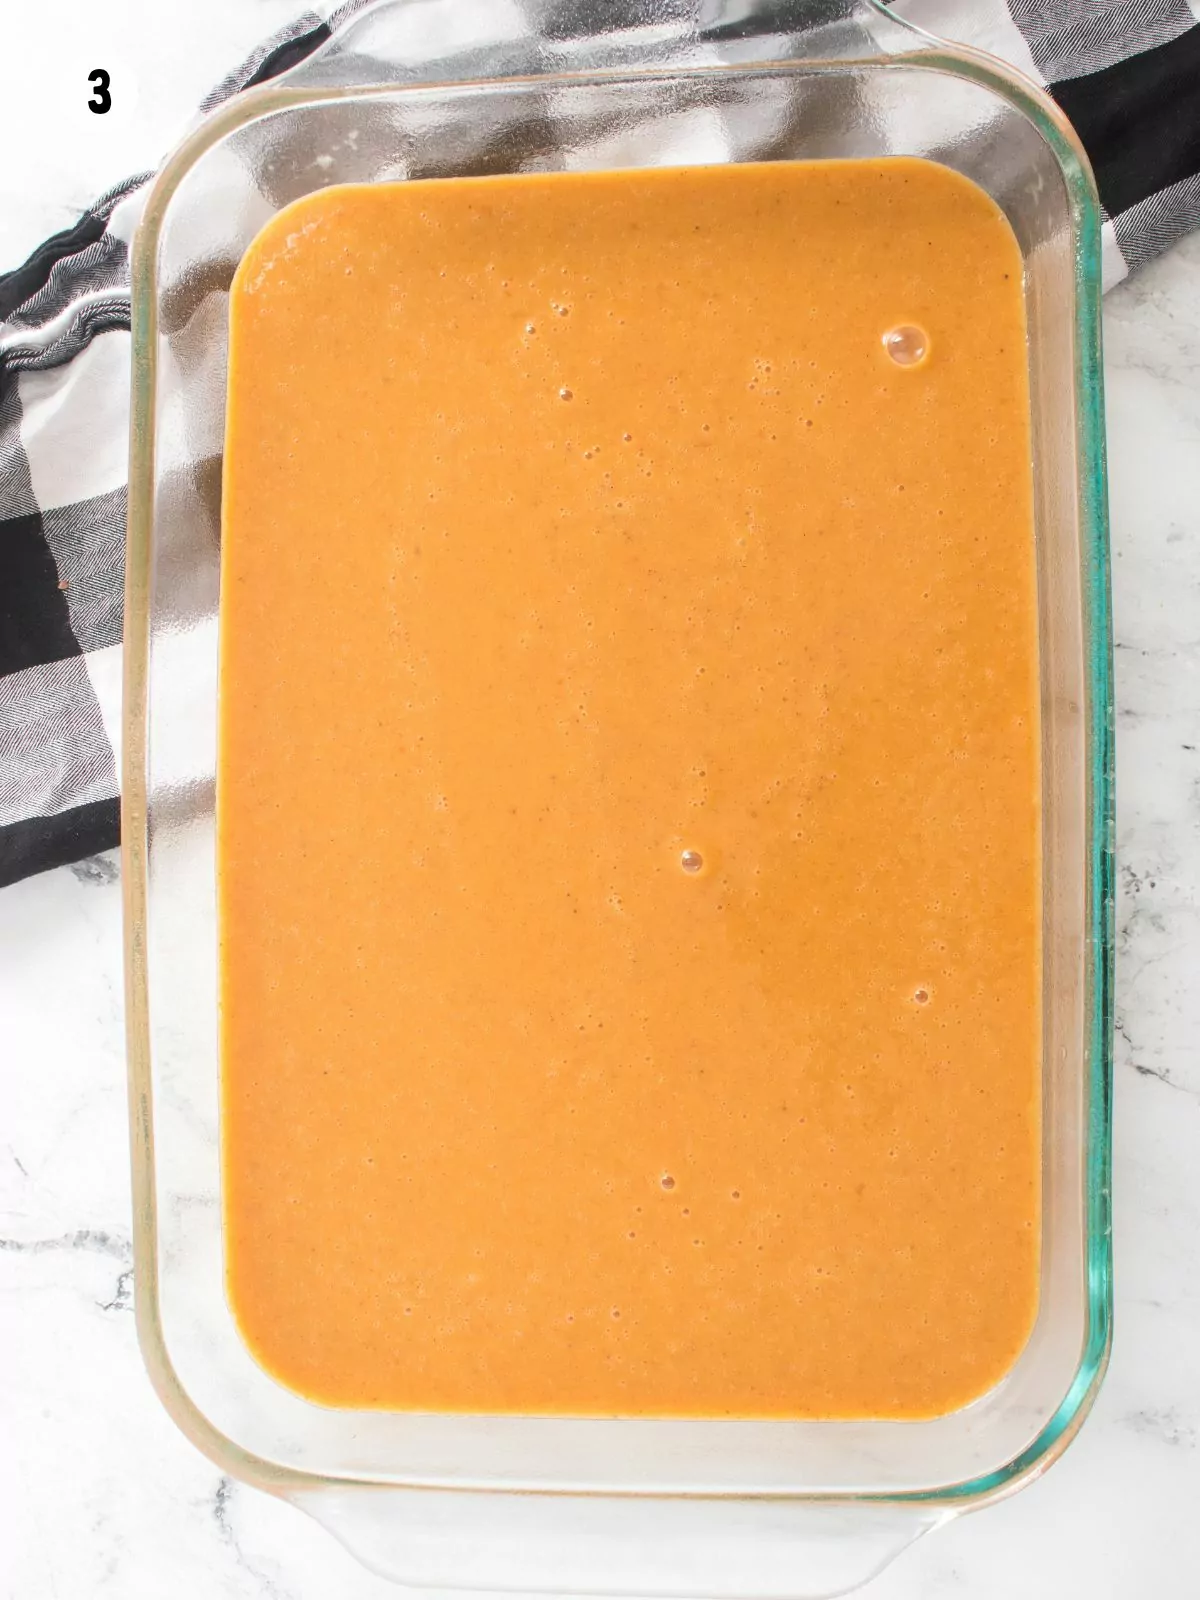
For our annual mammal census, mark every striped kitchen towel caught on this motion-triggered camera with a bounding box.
[1,0,1198,887]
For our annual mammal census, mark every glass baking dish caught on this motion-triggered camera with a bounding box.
[122,1,1113,1593]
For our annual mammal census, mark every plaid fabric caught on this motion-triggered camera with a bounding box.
[1,0,1197,888]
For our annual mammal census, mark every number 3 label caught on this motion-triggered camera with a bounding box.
[88,69,111,114]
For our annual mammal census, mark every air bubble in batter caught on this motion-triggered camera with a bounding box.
[883,325,928,366]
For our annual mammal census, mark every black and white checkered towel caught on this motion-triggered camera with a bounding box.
[2,0,1198,888]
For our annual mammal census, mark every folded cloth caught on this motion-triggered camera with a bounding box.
[1,0,1197,888]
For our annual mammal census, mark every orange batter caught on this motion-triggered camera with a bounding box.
[219,160,1041,1418]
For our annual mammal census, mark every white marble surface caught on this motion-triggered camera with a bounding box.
[3,6,1200,1598]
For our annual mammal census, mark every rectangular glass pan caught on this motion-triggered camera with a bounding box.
[123,2,1113,1593]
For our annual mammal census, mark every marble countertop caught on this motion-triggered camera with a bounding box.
[3,6,1200,1598]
